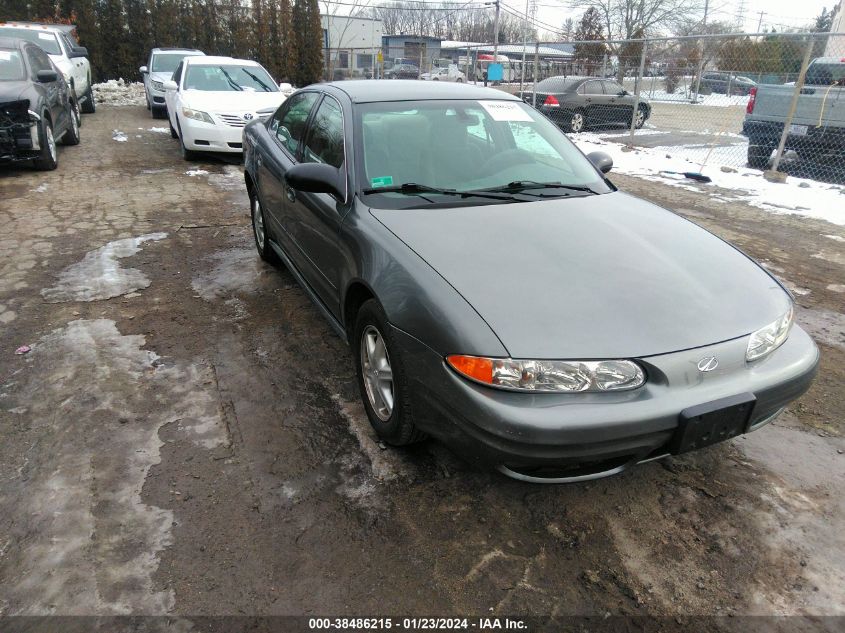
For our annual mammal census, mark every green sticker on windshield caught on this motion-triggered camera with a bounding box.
[370,176,394,188]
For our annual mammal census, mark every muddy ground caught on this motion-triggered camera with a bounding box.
[0,106,843,631]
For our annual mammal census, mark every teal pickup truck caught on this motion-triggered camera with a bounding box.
[742,57,845,170]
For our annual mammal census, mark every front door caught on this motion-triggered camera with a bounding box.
[285,94,349,312]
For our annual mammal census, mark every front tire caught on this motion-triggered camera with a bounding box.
[32,118,58,171]
[633,106,646,129]
[176,119,197,161]
[169,120,178,139]
[152,105,167,119]
[748,143,774,169]
[353,300,425,446]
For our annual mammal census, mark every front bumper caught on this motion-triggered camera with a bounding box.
[394,325,819,482]
[0,103,41,163]
[180,116,246,153]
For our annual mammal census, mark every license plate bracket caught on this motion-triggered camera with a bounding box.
[670,393,756,455]
[789,124,808,136]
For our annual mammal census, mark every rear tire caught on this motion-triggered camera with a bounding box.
[748,143,774,169]
[250,190,278,264]
[353,299,425,446]
[169,120,178,139]
[81,82,95,114]
[32,118,58,171]
[60,101,81,146]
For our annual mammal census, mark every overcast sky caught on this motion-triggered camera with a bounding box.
[527,0,838,36]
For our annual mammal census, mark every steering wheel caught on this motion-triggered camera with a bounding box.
[481,149,534,176]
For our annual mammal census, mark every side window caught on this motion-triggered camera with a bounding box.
[26,46,51,73]
[603,81,624,95]
[303,96,345,169]
[271,91,319,156]
[584,81,604,95]
[61,35,75,55]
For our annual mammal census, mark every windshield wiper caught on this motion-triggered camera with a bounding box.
[218,66,243,91]
[362,182,516,201]
[475,180,600,195]
[242,68,272,92]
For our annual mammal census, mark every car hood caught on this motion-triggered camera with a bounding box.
[0,81,30,103]
[370,191,790,359]
[182,89,285,113]
[150,71,173,83]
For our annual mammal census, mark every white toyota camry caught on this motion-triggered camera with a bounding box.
[164,55,286,159]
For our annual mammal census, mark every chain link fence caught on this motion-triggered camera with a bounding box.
[522,31,845,184]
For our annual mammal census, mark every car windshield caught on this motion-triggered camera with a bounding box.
[0,49,26,81]
[184,64,278,92]
[358,99,610,208]
[806,62,845,85]
[0,28,61,55]
[152,53,193,73]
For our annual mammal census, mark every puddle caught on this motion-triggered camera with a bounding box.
[191,248,268,301]
[206,165,244,192]
[796,307,845,351]
[41,233,166,303]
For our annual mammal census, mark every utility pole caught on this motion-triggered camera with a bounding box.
[757,11,765,32]
[519,0,528,93]
[492,0,500,59]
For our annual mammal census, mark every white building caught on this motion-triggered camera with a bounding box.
[321,15,384,78]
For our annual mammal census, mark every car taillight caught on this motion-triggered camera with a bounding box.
[543,95,560,107]
[746,87,757,114]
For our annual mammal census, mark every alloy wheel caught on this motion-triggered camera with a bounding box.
[360,325,394,421]
[570,112,584,133]
[635,109,645,127]
[46,125,56,162]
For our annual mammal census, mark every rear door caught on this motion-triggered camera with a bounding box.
[258,91,320,251]
[603,80,631,123]
[59,33,87,95]
[285,93,349,311]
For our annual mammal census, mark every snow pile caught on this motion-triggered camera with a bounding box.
[92,80,146,107]
[572,133,845,226]
[112,130,128,142]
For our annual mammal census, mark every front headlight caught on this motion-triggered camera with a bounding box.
[151,80,165,91]
[746,305,793,361]
[182,107,214,124]
[447,355,645,392]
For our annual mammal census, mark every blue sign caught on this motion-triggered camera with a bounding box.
[487,63,504,81]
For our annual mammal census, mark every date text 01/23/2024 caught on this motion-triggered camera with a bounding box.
[308,618,528,630]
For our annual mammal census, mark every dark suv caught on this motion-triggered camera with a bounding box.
[698,72,756,96]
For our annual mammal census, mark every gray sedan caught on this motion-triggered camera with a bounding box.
[242,81,818,483]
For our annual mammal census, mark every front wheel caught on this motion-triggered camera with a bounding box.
[748,143,774,169]
[353,300,425,446]
[32,118,57,170]
[177,119,197,161]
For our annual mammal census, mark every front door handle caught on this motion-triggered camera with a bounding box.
[285,186,296,203]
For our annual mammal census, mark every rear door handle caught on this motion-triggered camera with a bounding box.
[285,186,296,203]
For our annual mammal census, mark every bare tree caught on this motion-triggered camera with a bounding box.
[566,0,705,42]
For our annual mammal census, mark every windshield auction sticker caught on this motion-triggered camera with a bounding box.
[479,101,533,122]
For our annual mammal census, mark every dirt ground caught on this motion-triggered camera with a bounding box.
[0,106,843,631]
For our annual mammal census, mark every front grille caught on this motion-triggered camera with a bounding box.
[218,114,246,128]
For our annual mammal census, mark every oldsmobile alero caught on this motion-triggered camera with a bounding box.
[242,81,819,483]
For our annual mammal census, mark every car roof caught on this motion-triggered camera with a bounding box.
[0,36,27,50]
[152,47,204,54]
[324,80,520,103]
[183,55,259,66]
[0,22,63,35]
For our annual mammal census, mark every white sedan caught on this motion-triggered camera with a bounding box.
[420,67,466,83]
[164,56,286,159]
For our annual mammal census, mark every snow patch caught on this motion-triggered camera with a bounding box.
[112,130,128,143]
[41,233,167,303]
[185,169,209,177]
[92,80,146,107]
[571,134,845,226]
[148,127,169,134]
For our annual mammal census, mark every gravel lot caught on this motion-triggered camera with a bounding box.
[0,105,843,630]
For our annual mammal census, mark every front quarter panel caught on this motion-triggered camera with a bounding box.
[340,201,508,358]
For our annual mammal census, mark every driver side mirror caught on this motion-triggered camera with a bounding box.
[286,162,344,200]
[587,151,613,174]
[69,47,88,59]
[139,65,148,74]
[618,90,628,96]
[163,80,178,91]
[36,69,59,83]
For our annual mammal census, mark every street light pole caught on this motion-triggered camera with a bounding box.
[491,0,500,59]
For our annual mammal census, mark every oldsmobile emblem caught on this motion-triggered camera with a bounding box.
[697,356,719,372]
